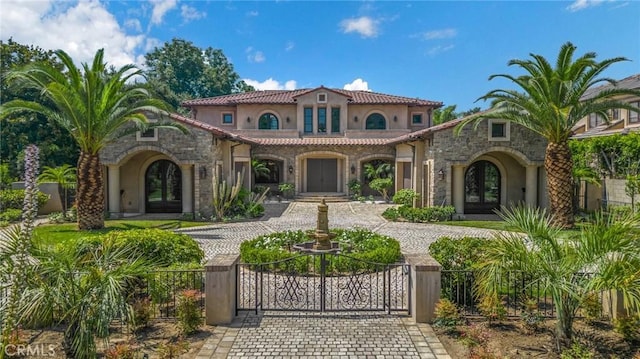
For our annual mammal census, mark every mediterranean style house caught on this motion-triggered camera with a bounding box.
[100,87,549,218]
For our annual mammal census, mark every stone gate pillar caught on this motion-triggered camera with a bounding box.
[405,253,442,323]
[205,254,239,325]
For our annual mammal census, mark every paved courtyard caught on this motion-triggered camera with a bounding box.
[181,202,499,358]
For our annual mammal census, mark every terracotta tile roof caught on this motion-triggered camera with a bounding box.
[386,110,491,144]
[182,87,441,107]
[571,122,639,139]
[168,113,257,144]
[581,73,640,100]
[254,137,390,146]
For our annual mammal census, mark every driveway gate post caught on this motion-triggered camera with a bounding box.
[205,254,240,325]
[405,254,442,323]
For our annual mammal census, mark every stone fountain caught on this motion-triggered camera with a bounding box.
[292,198,339,253]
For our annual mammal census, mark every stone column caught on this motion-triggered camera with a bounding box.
[107,165,120,217]
[181,164,193,214]
[205,254,239,325]
[413,141,425,207]
[453,165,465,215]
[525,165,538,207]
[405,254,442,323]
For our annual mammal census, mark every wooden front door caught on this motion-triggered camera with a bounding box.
[307,159,338,192]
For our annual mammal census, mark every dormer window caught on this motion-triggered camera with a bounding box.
[412,113,423,125]
[317,93,327,103]
[630,101,640,124]
[222,113,233,124]
[589,113,605,128]
[137,118,158,141]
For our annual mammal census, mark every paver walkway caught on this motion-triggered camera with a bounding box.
[182,202,498,358]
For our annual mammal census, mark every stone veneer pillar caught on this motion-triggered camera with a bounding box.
[107,165,120,217]
[525,165,538,207]
[205,254,239,325]
[181,164,193,214]
[405,254,442,323]
[452,165,465,215]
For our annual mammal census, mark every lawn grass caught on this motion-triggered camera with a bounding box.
[33,219,209,247]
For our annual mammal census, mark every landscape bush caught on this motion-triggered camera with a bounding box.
[0,189,49,211]
[0,208,22,222]
[176,289,202,335]
[382,205,455,222]
[433,298,461,329]
[429,236,488,271]
[392,189,419,206]
[78,229,204,266]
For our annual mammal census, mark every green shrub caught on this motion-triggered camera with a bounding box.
[433,298,460,329]
[0,208,22,222]
[614,314,640,341]
[177,289,202,335]
[429,236,488,271]
[347,179,362,199]
[80,229,204,266]
[369,178,393,201]
[147,262,204,304]
[381,207,399,221]
[384,205,455,222]
[478,294,507,324]
[104,343,138,359]
[581,292,602,324]
[158,339,189,359]
[392,189,419,206]
[131,296,153,331]
[560,342,594,359]
[0,189,49,210]
[520,297,544,333]
[240,228,402,273]
[278,183,294,198]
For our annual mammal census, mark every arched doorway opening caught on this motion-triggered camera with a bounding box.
[464,160,500,214]
[145,159,182,213]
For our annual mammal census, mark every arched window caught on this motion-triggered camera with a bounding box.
[258,113,279,130]
[365,113,386,130]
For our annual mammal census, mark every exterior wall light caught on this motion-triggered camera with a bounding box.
[247,116,251,123]
[354,116,358,122]
[350,164,356,175]
[288,165,294,174]
[199,166,207,179]
[438,168,445,181]
[393,115,398,122]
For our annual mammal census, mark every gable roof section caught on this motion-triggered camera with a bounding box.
[182,88,441,107]
[581,73,640,100]
[168,113,257,144]
[253,137,389,146]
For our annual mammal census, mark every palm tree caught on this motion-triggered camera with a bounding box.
[457,42,640,228]
[432,105,457,125]
[1,49,174,229]
[476,206,640,350]
[251,158,270,181]
[38,164,76,213]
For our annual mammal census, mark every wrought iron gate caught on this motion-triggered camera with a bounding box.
[236,252,410,313]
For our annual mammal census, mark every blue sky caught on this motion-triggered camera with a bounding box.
[1,0,639,111]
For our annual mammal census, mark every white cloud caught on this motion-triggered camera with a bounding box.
[124,18,142,32]
[0,0,146,69]
[181,5,206,22]
[150,0,177,25]
[243,78,297,90]
[566,0,615,12]
[285,41,295,51]
[246,47,266,63]
[343,78,371,91]
[427,44,455,56]
[339,16,379,38]
[421,28,457,40]
[246,10,259,17]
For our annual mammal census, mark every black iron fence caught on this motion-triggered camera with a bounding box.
[137,269,206,318]
[237,253,410,314]
[441,270,603,318]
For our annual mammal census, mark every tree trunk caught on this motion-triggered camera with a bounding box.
[545,142,575,229]
[554,296,576,351]
[76,151,105,230]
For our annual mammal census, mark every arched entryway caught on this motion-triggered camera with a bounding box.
[145,159,182,213]
[464,160,500,214]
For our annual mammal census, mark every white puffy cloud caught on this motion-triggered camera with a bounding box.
[285,41,295,51]
[244,78,297,90]
[246,10,259,17]
[245,47,266,63]
[150,0,177,25]
[0,0,145,68]
[421,28,457,40]
[339,16,379,38]
[343,78,371,91]
[124,18,142,32]
[181,5,206,22]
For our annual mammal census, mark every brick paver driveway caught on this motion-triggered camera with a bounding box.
[181,201,498,359]
[179,201,498,259]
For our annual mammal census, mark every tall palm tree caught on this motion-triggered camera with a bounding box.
[432,104,458,125]
[38,164,76,213]
[457,42,640,228]
[1,49,174,229]
[251,158,270,180]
